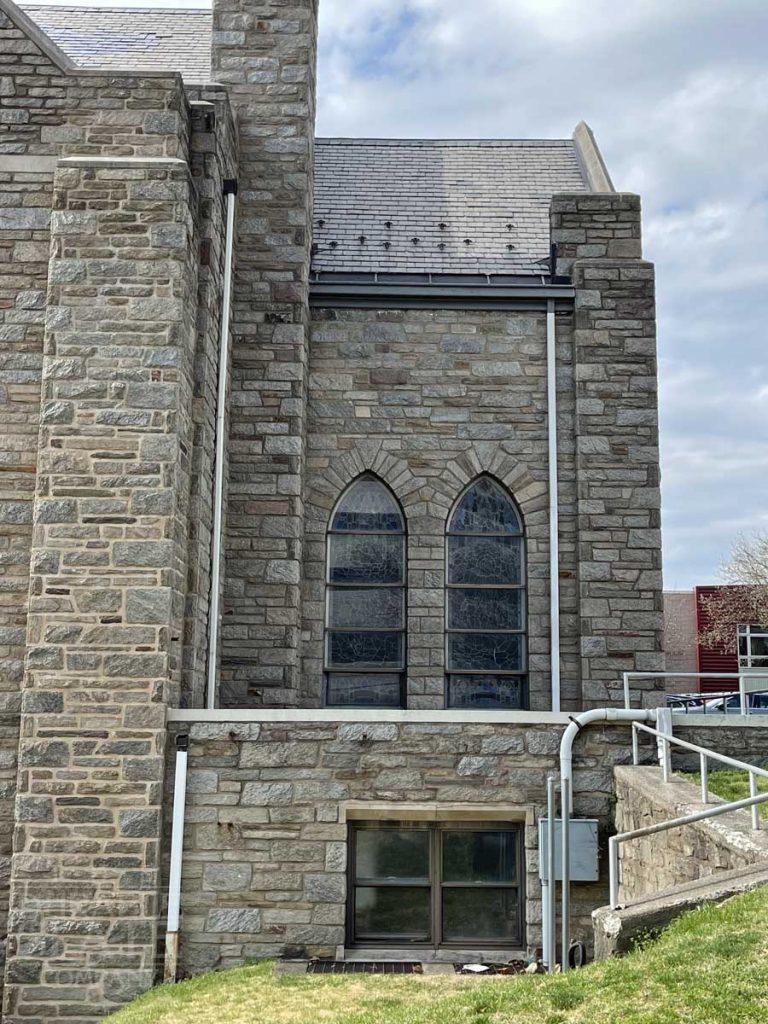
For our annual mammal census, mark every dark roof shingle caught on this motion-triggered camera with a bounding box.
[20,7,596,275]
[19,3,212,81]
[313,138,588,275]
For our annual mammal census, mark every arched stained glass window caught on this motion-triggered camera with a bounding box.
[325,475,406,707]
[446,477,527,709]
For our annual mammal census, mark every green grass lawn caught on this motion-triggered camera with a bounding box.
[681,769,768,820]
[107,887,768,1024]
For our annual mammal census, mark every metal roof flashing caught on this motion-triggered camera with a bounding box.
[309,271,575,311]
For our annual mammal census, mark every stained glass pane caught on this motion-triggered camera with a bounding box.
[328,631,403,669]
[442,888,519,942]
[326,674,402,708]
[447,535,522,585]
[442,831,517,884]
[356,830,429,882]
[329,588,404,630]
[448,676,525,709]
[449,478,522,535]
[448,633,523,671]
[355,887,430,941]
[332,477,404,532]
[448,588,523,631]
[329,534,404,584]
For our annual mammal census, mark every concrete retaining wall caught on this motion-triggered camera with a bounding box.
[613,765,768,903]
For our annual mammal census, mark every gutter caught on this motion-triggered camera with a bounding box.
[309,276,574,310]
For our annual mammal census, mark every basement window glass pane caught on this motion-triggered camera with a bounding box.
[356,830,429,882]
[446,478,527,709]
[325,476,406,708]
[442,888,520,942]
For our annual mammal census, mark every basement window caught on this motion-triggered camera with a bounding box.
[347,822,524,947]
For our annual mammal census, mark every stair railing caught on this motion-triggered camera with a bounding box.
[609,721,768,908]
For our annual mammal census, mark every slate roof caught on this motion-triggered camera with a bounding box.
[313,139,589,276]
[19,3,212,81]
[20,6,596,276]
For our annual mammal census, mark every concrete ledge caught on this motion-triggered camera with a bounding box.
[167,707,574,725]
[341,801,534,825]
[58,156,188,169]
[593,865,768,959]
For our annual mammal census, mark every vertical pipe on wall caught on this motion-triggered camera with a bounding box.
[546,774,557,972]
[206,181,238,711]
[546,299,561,713]
[164,735,190,983]
[560,775,571,971]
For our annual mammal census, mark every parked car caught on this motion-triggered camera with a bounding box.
[704,691,768,715]
[666,693,705,712]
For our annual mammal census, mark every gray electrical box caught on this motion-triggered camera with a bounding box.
[538,819,599,882]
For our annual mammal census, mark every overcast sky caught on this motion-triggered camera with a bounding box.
[25,1,768,589]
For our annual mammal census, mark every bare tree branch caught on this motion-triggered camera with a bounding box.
[697,532,768,653]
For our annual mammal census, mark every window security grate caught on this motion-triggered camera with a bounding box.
[307,961,422,975]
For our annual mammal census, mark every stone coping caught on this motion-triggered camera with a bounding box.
[58,156,189,169]
[167,707,768,728]
[167,708,574,725]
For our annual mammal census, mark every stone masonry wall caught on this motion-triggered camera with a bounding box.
[551,194,664,708]
[301,306,580,711]
[212,0,319,709]
[174,718,768,975]
[175,717,623,974]
[2,153,200,1023]
[0,3,196,998]
[613,765,768,904]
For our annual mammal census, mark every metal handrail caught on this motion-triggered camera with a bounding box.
[609,790,768,908]
[608,720,768,908]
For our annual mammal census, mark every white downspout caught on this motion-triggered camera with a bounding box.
[557,707,656,969]
[206,179,238,711]
[163,734,189,983]
[546,299,561,712]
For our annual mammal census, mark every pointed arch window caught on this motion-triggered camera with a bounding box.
[446,477,527,709]
[325,475,406,708]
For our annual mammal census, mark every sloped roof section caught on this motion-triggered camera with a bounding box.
[313,138,589,275]
[19,3,211,81]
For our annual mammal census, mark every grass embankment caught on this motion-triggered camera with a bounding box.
[682,768,768,820]
[108,887,768,1024]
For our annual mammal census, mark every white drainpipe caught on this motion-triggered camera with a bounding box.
[163,734,190,983]
[206,179,238,711]
[546,299,561,712]
[557,707,656,970]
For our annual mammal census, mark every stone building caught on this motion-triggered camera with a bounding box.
[0,1,670,1020]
